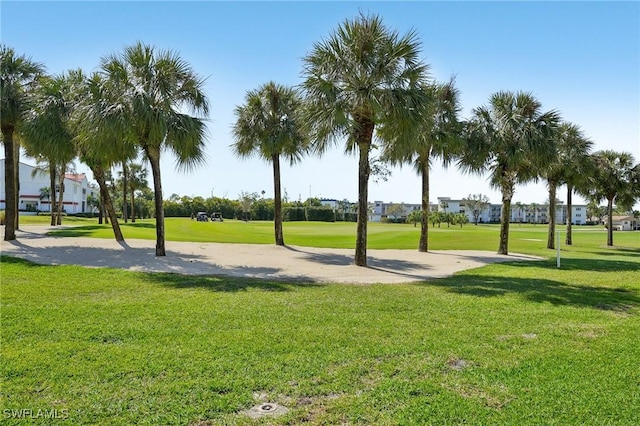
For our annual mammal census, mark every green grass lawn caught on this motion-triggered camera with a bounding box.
[22,215,639,257]
[3,217,640,424]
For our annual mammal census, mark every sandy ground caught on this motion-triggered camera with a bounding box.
[1,225,541,284]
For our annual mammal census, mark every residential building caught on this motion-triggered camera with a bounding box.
[0,160,98,214]
[368,196,589,225]
[609,215,639,231]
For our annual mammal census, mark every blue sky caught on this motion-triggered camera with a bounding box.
[2,1,639,206]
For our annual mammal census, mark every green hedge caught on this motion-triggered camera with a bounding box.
[283,207,306,221]
[306,207,335,222]
[283,207,336,222]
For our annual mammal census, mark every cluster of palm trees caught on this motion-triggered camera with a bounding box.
[3,13,639,266]
[2,42,208,256]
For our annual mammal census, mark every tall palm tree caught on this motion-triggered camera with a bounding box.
[232,82,308,246]
[1,45,44,240]
[556,123,593,245]
[21,73,78,227]
[301,13,430,266]
[98,42,209,256]
[460,91,560,255]
[382,80,462,252]
[587,150,638,246]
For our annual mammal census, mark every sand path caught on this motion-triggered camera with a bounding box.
[1,225,540,284]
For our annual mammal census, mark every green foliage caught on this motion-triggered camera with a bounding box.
[305,207,335,222]
[283,207,307,222]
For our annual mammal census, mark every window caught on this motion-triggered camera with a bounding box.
[82,188,86,195]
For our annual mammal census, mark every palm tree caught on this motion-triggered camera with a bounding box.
[73,72,128,241]
[382,80,462,251]
[587,150,638,246]
[555,123,594,245]
[21,73,79,227]
[98,42,209,256]
[127,162,148,223]
[460,91,560,255]
[1,45,44,240]
[232,82,309,246]
[514,201,524,225]
[301,13,430,266]
[528,203,539,224]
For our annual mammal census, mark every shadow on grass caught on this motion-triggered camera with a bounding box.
[502,257,640,273]
[421,273,640,311]
[47,225,107,237]
[0,255,48,267]
[123,223,155,229]
[140,273,323,292]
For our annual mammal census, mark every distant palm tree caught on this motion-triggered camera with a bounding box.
[556,123,593,245]
[382,80,462,251]
[460,91,560,255]
[1,45,44,240]
[232,82,309,246]
[127,162,148,223]
[302,13,430,266]
[98,42,209,256]
[527,203,539,225]
[587,150,638,246]
[514,201,524,225]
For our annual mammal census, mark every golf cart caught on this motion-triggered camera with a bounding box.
[196,212,209,222]
[211,212,224,222]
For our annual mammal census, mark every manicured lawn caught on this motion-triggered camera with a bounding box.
[4,217,639,424]
[26,215,639,257]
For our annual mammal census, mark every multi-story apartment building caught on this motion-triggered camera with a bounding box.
[369,196,589,225]
[0,160,98,214]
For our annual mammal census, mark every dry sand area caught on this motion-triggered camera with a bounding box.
[1,226,541,284]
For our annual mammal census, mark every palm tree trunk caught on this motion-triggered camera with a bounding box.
[498,180,514,255]
[49,167,57,226]
[272,154,285,246]
[606,197,614,246]
[2,127,17,240]
[546,183,557,249]
[419,160,429,252]
[565,184,573,245]
[130,185,136,223]
[98,194,104,225]
[92,165,124,241]
[146,146,166,256]
[122,162,128,223]
[56,167,64,226]
[355,143,372,267]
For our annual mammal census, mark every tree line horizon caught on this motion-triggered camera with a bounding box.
[2,13,638,266]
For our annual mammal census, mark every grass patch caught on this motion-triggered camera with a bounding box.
[2,238,639,424]
[6,217,639,424]
[34,216,639,257]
